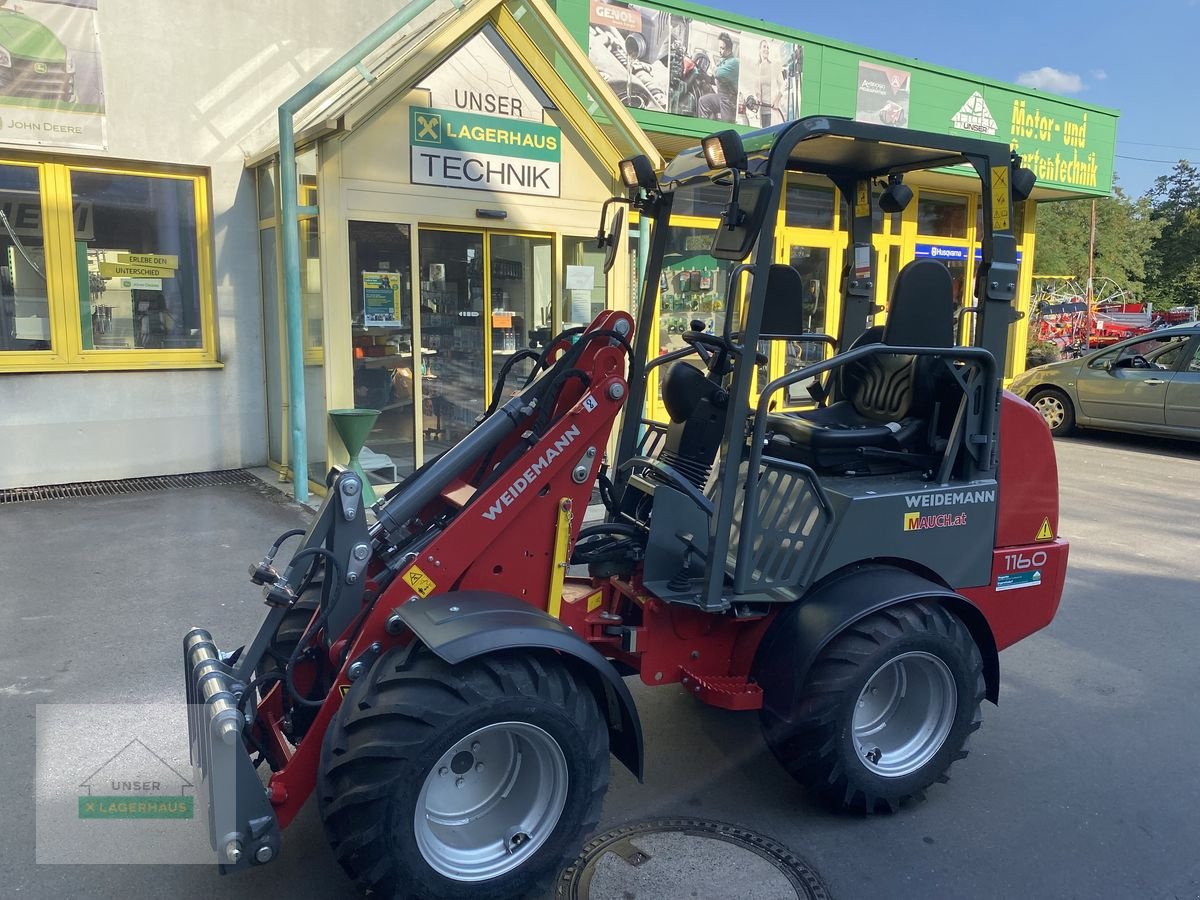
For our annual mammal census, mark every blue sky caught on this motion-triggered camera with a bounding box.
[720,0,1198,198]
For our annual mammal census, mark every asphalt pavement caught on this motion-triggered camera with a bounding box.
[2,432,1199,899]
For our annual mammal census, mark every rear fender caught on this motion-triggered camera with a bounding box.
[392,591,644,781]
[751,564,1000,724]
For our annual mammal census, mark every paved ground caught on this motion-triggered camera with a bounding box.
[2,431,1199,899]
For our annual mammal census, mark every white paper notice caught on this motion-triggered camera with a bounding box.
[569,289,592,323]
[565,265,595,290]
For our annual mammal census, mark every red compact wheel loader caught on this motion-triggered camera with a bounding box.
[185,117,1069,899]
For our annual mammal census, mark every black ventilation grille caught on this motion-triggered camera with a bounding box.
[0,469,258,505]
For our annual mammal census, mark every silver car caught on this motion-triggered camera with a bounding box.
[1007,324,1200,438]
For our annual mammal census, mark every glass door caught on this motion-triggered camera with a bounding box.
[348,220,416,481]
[488,232,553,385]
[417,228,486,463]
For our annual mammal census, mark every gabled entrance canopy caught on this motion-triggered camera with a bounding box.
[261,0,661,501]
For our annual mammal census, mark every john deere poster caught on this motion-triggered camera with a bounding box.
[587,0,802,126]
[0,0,105,150]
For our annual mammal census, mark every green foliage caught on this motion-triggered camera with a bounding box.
[1146,161,1200,309]
[1033,184,1161,296]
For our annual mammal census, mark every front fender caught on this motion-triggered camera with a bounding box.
[393,591,644,781]
[752,563,1000,724]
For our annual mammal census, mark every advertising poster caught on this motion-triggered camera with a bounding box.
[362,272,402,326]
[0,0,105,150]
[855,61,910,127]
[587,0,802,127]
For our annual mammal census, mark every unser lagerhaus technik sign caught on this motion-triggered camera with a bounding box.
[409,28,561,197]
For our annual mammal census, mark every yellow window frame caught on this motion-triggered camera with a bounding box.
[0,158,218,373]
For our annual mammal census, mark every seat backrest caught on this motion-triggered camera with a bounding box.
[882,259,955,348]
[846,260,955,422]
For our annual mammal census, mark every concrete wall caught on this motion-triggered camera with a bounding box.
[0,0,405,488]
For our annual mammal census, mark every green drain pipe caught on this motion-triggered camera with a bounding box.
[278,0,448,501]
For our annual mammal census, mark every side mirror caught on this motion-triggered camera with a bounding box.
[597,205,625,274]
[710,176,772,261]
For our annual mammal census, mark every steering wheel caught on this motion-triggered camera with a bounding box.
[682,329,768,366]
[1127,354,1152,370]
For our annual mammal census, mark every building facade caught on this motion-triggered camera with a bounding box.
[0,0,1117,493]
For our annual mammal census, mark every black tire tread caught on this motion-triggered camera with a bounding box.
[764,599,985,814]
[318,649,608,900]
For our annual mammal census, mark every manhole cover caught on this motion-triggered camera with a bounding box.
[555,818,831,900]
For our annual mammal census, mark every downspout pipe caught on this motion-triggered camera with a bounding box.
[278,0,443,502]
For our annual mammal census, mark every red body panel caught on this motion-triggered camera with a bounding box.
[995,391,1061,548]
[961,540,1069,650]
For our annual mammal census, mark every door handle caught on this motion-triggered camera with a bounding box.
[1142,378,1166,385]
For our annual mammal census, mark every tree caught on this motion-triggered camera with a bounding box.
[1146,160,1200,309]
[1033,181,1161,297]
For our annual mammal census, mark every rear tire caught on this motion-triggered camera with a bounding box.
[1029,388,1075,437]
[760,600,984,813]
[318,648,609,900]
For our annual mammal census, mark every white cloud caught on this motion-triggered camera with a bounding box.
[1015,66,1085,94]
[1090,69,1108,81]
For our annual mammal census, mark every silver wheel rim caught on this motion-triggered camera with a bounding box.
[853,651,957,778]
[414,721,569,882]
[1033,394,1065,430]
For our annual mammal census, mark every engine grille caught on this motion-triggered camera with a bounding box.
[0,469,258,505]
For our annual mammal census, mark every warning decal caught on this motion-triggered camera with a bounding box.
[402,564,437,597]
[1035,518,1054,542]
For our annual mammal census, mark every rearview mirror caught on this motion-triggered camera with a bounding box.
[710,177,772,261]
[597,205,625,274]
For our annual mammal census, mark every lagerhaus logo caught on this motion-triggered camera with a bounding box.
[77,738,194,820]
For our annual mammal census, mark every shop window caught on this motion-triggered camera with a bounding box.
[669,182,729,219]
[0,163,51,354]
[0,159,214,372]
[786,178,834,229]
[73,171,203,350]
[917,192,968,238]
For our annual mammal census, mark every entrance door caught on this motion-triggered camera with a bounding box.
[416,228,553,465]
[348,220,417,479]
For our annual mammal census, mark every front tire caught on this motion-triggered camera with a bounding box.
[760,601,984,813]
[318,648,609,900]
[1029,388,1075,437]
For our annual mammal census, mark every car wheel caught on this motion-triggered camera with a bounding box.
[1029,388,1075,437]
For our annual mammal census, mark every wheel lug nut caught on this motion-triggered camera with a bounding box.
[471,742,481,752]
[475,763,484,772]
[455,777,465,788]
[439,767,448,777]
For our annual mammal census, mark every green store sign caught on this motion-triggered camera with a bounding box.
[410,105,560,162]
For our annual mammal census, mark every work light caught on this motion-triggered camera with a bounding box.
[701,130,746,171]
[878,173,913,213]
[618,155,656,191]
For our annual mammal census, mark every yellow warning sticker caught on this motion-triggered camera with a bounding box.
[402,564,437,597]
[1035,517,1054,542]
[855,181,869,218]
[339,684,351,698]
[991,166,1011,232]
[586,591,604,613]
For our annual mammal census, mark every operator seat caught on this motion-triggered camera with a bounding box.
[765,259,955,471]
